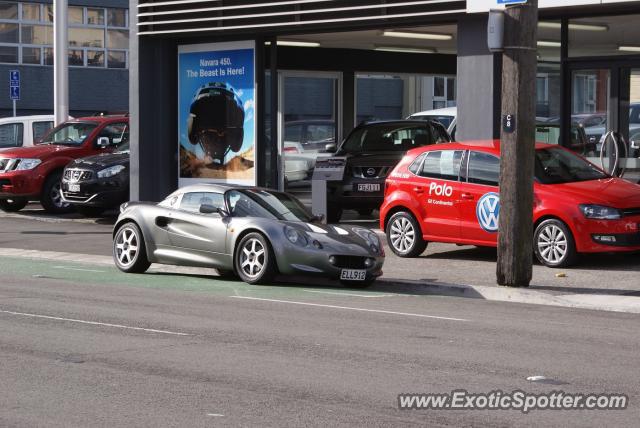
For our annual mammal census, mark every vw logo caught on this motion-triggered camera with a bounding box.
[366,167,377,177]
[476,192,500,233]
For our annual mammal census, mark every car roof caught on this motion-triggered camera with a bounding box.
[359,119,439,127]
[0,114,55,123]
[74,114,128,122]
[409,107,457,117]
[172,183,282,195]
[406,140,556,156]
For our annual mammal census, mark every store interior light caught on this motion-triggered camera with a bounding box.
[538,22,608,31]
[374,45,436,54]
[265,40,321,47]
[618,45,640,52]
[537,40,562,48]
[382,30,453,41]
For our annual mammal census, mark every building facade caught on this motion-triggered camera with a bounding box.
[130,0,640,201]
[0,0,129,117]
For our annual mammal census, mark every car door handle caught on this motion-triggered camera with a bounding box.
[413,187,424,194]
[461,193,475,200]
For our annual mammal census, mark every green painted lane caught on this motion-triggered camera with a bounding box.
[0,256,402,301]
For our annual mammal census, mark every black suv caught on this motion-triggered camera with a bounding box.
[60,141,130,216]
[325,120,451,222]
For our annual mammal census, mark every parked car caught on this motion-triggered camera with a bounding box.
[112,184,384,286]
[324,120,451,222]
[380,140,640,268]
[0,115,129,213]
[583,103,640,148]
[61,141,130,216]
[0,115,57,149]
[535,122,596,156]
[408,107,457,140]
[283,120,336,178]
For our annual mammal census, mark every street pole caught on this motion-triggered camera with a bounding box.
[53,0,68,125]
[12,99,16,117]
[496,0,538,287]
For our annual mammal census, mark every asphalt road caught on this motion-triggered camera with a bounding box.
[0,254,639,425]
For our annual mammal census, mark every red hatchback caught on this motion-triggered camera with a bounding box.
[380,140,640,267]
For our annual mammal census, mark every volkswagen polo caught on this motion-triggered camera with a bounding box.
[380,141,640,267]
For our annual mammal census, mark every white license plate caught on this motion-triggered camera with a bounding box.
[68,184,80,193]
[356,183,381,192]
[340,269,367,281]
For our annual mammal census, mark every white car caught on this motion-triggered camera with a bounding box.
[0,115,57,149]
[284,142,313,183]
[408,107,457,140]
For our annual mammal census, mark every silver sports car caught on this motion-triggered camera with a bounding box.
[112,184,385,286]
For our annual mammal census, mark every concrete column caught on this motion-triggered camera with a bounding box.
[456,15,502,141]
[53,0,68,125]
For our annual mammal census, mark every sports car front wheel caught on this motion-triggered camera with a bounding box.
[235,232,277,285]
[113,222,151,273]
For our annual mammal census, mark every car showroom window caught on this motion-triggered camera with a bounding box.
[467,151,500,186]
[180,192,224,214]
[419,150,463,181]
[0,123,23,147]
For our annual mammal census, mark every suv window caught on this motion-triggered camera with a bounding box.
[419,150,463,180]
[99,122,129,146]
[179,192,225,213]
[0,123,23,148]
[467,151,500,186]
[32,121,53,143]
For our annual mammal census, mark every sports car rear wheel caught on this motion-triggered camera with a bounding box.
[113,222,150,273]
[235,232,277,285]
[386,211,427,257]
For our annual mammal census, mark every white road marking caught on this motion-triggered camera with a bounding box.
[52,266,106,273]
[302,289,396,298]
[0,309,191,336]
[207,413,224,417]
[231,296,468,322]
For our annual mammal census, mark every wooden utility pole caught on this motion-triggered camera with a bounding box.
[496,0,538,287]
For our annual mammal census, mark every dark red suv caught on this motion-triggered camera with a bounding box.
[0,115,129,213]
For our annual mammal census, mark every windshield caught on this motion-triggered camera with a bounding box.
[535,147,607,184]
[412,115,454,128]
[115,141,130,153]
[341,123,432,154]
[227,189,314,222]
[39,122,97,146]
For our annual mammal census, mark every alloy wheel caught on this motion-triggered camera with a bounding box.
[390,217,415,253]
[240,238,266,279]
[51,182,70,209]
[115,226,140,268]
[537,224,568,265]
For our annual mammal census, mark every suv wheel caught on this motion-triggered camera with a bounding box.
[386,211,428,257]
[0,198,28,212]
[534,219,577,268]
[40,172,73,214]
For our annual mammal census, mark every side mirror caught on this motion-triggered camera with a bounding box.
[217,207,230,217]
[325,143,337,153]
[97,137,110,148]
[199,204,218,214]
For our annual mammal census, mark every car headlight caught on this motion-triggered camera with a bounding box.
[284,225,308,246]
[97,165,126,179]
[15,158,41,170]
[579,204,622,220]
[353,227,381,252]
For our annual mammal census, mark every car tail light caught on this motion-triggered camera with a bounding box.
[283,146,299,154]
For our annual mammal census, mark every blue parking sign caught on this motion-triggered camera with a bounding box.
[497,0,527,4]
[10,85,20,100]
[10,70,19,84]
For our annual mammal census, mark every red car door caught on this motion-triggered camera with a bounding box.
[457,150,501,246]
[411,149,464,241]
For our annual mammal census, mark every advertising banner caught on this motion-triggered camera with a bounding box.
[178,41,256,186]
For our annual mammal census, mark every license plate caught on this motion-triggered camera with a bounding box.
[355,183,381,192]
[340,269,367,281]
[68,184,80,193]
